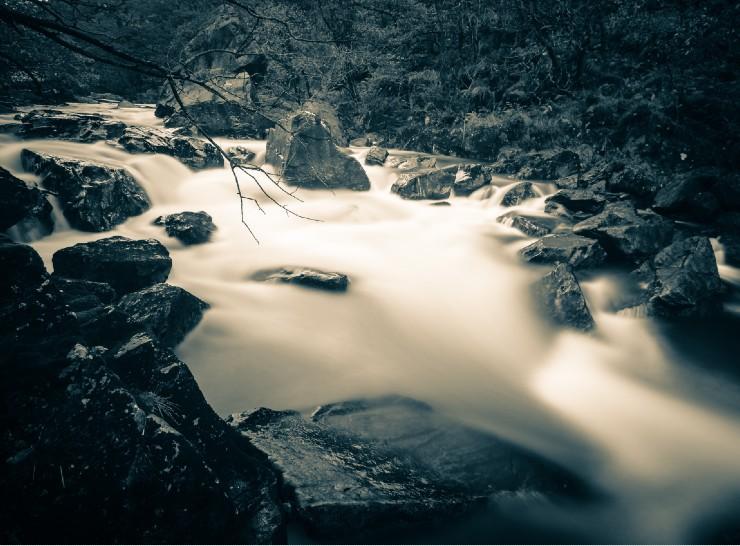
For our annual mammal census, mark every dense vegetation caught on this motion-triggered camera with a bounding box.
[1,0,739,171]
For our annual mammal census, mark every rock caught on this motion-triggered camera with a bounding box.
[0,235,46,301]
[116,126,222,170]
[114,283,209,347]
[492,149,581,180]
[350,136,370,147]
[227,407,472,541]
[389,155,438,171]
[497,213,556,237]
[621,236,724,318]
[16,109,125,141]
[720,233,740,267]
[391,168,455,200]
[520,234,606,269]
[0,166,53,236]
[225,145,256,165]
[573,201,674,263]
[365,146,388,166]
[544,189,607,218]
[605,163,663,203]
[21,150,150,232]
[52,236,172,296]
[500,181,537,206]
[533,264,594,331]
[430,201,452,206]
[653,169,721,220]
[453,164,492,196]
[49,276,116,321]
[116,99,135,108]
[153,211,217,245]
[251,266,349,292]
[303,100,347,146]
[265,111,370,191]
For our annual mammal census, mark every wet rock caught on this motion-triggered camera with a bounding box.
[303,100,347,146]
[431,201,452,206]
[153,211,217,245]
[653,169,721,220]
[21,150,150,232]
[533,263,594,331]
[520,234,606,269]
[0,235,46,300]
[388,155,438,171]
[49,276,116,322]
[391,168,455,200]
[454,164,492,196]
[605,163,664,203]
[115,283,209,347]
[16,109,125,141]
[365,146,388,166]
[0,166,53,236]
[225,145,256,165]
[227,407,473,541]
[251,266,349,292]
[500,181,537,207]
[544,189,607,218]
[573,201,674,263]
[621,236,724,318]
[497,213,556,237]
[492,149,581,180]
[52,236,172,296]
[116,126,223,170]
[266,111,370,191]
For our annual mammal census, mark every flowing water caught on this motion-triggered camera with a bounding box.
[2,103,740,543]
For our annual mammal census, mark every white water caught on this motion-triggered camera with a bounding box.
[3,103,740,542]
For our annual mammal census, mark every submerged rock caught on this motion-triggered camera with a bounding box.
[365,146,388,166]
[500,181,537,207]
[573,201,673,263]
[52,236,172,296]
[391,168,455,200]
[116,126,223,170]
[251,266,349,292]
[225,145,256,165]
[227,407,473,541]
[520,234,606,269]
[0,166,53,236]
[533,263,594,331]
[265,111,370,191]
[453,163,492,196]
[497,213,556,237]
[153,211,217,245]
[21,150,150,232]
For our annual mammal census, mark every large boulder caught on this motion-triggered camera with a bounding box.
[520,234,606,269]
[0,166,53,236]
[227,407,473,541]
[251,266,349,292]
[153,211,217,245]
[116,126,223,170]
[303,99,348,146]
[500,181,537,206]
[453,163,492,196]
[265,111,370,191]
[52,236,172,296]
[15,109,125,141]
[620,236,724,318]
[573,201,674,263]
[21,150,150,232]
[391,168,455,200]
[533,263,595,331]
[115,283,209,347]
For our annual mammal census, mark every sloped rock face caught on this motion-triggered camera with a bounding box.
[0,166,53,236]
[573,201,674,263]
[500,181,537,206]
[15,109,126,141]
[153,211,217,245]
[533,263,594,331]
[266,111,370,190]
[52,236,172,296]
[454,163,492,196]
[251,266,349,292]
[391,168,456,200]
[116,126,223,170]
[115,283,209,347]
[227,407,474,542]
[520,234,606,269]
[21,150,150,232]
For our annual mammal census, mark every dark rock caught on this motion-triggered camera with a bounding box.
[714,173,740,211]
[497,213,556,237]
[391,168,455,200]
[116,126,223,170]
[225,145,256,165]
[365,146,388,166]
[303,100,348,146]
[719,233,740,267]
[0,235,46,301]
[533,264,595,331]
[153,211,217,245]
[500,181,537,207]
[16,109,125,141]
[251,266,349,292]
[52,236,172,296]
[430,201,452,206]
[520,234,606,269]
[266,111,370,191]
[227,406,473,541]
[492,149,581,180]
[454,164,491,196]
[0,166,53,236]
[544,189,607,218]
[605,163,663,203]
[573,201,674,262]
[620,236,724,318]
[21,150,150,232]
[49,276,116,318]
[115,283,209,347]
[653,169,721,220]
